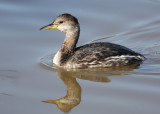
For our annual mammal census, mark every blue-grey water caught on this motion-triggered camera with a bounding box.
[0,0,160,114]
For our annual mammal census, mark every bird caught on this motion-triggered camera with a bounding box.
[40,13,145,69]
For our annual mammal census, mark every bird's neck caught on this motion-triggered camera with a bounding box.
[54,27,80,66]
[61,28,80,53]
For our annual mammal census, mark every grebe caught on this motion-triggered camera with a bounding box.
[40,13,145,69]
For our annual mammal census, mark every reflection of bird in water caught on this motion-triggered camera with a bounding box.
[40,13,145,69]
[42,68,111,113]
[43,69,81,113]
[41,64,138,113]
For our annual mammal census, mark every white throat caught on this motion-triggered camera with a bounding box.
[53,25,80,67]
[53,51,61,66]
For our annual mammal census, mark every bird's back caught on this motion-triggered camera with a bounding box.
[66,42,145,68]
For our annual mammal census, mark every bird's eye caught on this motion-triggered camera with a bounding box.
[59,21,63,24]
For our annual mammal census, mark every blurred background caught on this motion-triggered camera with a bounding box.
[0,0,160,114]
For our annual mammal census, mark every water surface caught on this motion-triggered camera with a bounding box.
[0,0,160,114]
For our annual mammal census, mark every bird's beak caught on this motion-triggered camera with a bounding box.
[40,23,59,30]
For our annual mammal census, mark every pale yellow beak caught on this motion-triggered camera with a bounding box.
[40,24,59,30]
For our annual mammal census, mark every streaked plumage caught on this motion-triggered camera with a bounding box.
[40,13,145,69]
